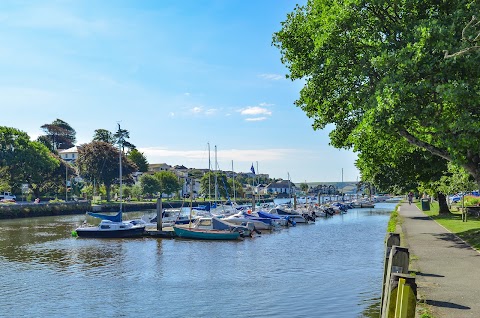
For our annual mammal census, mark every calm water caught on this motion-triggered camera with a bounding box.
[0,203,396,318]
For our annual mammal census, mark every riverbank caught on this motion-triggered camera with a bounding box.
[0,199,259,219]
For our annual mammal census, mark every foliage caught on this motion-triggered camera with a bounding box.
[76,141,137,201]
[39,119,76,150]
[140,173,160,196]
[0,126,60,197]
[93,129,116,144]
[127,149,149,172]
[387,209,399,233]
[199,171,233,199]
[228,179,245,198]
[155,171,181,196]
[299,182,309,192]
[273,1,480,188]
[114,125,135,153]
[463,195,480,207]
[130,184,142,200]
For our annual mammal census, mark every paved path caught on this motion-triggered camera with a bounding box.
[398,202,480,317]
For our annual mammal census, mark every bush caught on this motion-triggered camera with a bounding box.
[463,195,480,206]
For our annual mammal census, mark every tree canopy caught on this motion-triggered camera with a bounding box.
[93,129,116,144]
[39,119,76,151]
[0,126,60,196]
[127,149,149,172]
[76,141,137,201]
[274,0,480,187]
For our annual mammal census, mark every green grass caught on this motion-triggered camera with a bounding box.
[387,209,399,232]
[416,201,480,250]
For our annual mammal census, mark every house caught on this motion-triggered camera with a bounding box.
[265,180,296,195]
[58,146,78,162]
[149,163,172,172]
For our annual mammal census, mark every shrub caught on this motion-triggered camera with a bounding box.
[463,195,480,206]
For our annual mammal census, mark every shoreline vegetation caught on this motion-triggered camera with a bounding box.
[0,198,257,220]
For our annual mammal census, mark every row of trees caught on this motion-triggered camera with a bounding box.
[0,120,153,201]
[274,0,480,214]
[1,120,269,201]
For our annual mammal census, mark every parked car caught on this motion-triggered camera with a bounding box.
[0,192,16,201]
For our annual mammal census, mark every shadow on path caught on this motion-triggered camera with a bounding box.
[415,271,444,278]
[426,300,470,310]
[432,233,472,250]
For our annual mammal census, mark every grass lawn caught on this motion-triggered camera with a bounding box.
[416,201,480,250]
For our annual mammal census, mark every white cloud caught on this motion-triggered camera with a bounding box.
[245,117,267,122]
[184,92,191,96]
[169,112,175,117]
[140,147,298,164]
[191,107,202,113]
[258,73,284,81]
[240,106,272,116]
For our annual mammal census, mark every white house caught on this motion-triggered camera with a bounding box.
[58,146,78,162]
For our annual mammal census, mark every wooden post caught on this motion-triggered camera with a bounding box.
[156,197,163,231]
[380,233,401,316]
[293,195,297,210]
[386,273,417,318]
[381,246,409,318]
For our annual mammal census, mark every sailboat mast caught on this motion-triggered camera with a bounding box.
[232,160,236,202]
[214,145,218,203]
[118,123,123,213]
[208,142,211,201]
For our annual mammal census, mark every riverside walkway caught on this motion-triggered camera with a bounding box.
[398,202,480,317]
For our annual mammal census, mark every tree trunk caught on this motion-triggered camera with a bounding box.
[105,184,111,202]
[437,192,450,215]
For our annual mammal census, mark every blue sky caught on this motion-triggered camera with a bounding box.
[0,0,359,183]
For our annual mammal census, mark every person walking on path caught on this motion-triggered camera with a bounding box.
[408,191,414,205]
[398,202,480,317]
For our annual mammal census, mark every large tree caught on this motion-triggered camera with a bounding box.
[76,141,137,201]
[114,125,135,153]
[273,1,480,188]
[39,119,76,150]
[93,129,116,144]
[127,149,149,172]
[0,126,60,197]
[155,171,181,197]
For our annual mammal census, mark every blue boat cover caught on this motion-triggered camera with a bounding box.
[257,211,283,219]
[87,211,122,222]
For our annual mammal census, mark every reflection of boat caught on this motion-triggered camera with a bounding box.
[76,219,145,238]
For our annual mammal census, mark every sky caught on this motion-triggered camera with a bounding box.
[0,0,360,183]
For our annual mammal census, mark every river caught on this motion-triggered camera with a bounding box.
[0,202,396,318]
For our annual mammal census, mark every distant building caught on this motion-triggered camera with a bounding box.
[265,180,296,195]
[149,163,172,172]
[58,146,78,162]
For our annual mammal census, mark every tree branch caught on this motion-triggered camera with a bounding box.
[445,15,480,58]
[397,128,452,161]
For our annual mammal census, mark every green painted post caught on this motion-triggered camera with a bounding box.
[387,274,417,318]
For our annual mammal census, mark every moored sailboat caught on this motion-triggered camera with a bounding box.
[75,124,145,238]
